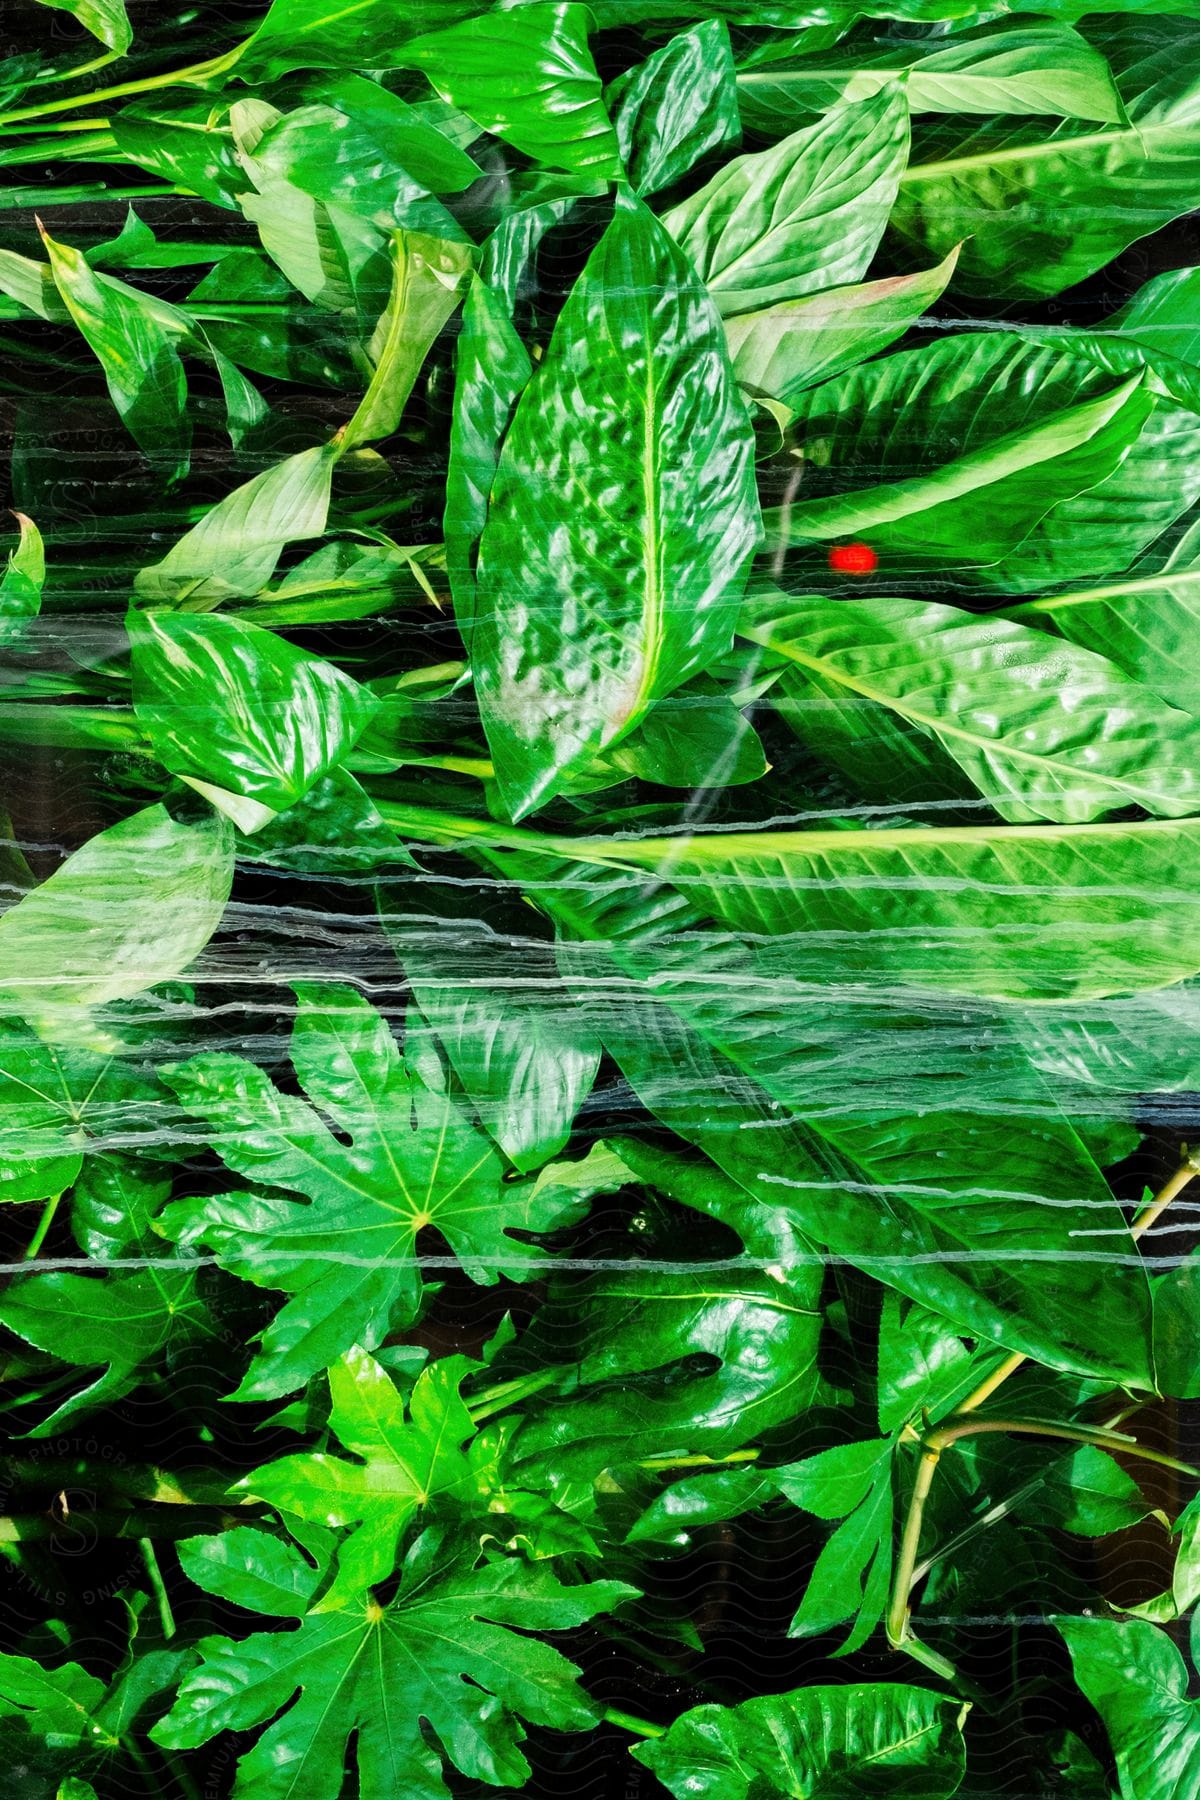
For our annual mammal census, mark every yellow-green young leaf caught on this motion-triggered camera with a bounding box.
[725,248,959,403]
[634,1684,968,1800]
[134,443,339,604]
[472,199,760,819]
[40,226,190,479]
[398,3,622,179]
[130,610,380,814]
[37,0,131,53]
[661,87,909,317]
[345,231,472,450]
[0,510,44,645]
[0,803,233,1044]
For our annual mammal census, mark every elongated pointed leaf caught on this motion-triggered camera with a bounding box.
[473,199,759,818]
[0,511,44,646]
[608,18,740,197]
[38,0,131,53]
[662,88,909,316]
[344,231,471,450]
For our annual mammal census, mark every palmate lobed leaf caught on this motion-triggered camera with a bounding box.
[159,984,588,1397]
[153,1526,635,1800]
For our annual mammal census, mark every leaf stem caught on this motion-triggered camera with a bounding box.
[0,48,244,126]
[22,1190,63,1260]
[603,1707,666,1738]
[139,1537,176,1639]
[637,1449,762,1471]
[467,1367,560,1423]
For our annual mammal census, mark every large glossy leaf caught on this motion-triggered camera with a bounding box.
[765,332,1156,571]
[608,18,740,197]
[634,1682,967,1799]
[134,443,339,604]
[398,3,623,178]
[160,985,587,1398]
[378,871,601,1170]
[661,88,909,316]
[1113,263,1200,368]
[130,609,378,821]
[725,248,959,403]
[0,804,233,1044]
[891,18,1200,298]
[0,1030,161,1205]
[154,1528,634,1800]
[1059,1617,1200,1799]
[238,1347,476,1606]
[743,589,1200,823]
[736,22,1122,130]
[344,231,471,450]
[40,228,190,480]
[1005,517,1200,713]
[472,198,759,818]
[38,0,131,52]
[238,0,481,78]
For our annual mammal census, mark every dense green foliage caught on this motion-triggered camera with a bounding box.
[1,1,1200,1796]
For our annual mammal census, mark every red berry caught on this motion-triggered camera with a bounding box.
[828,541,878,575]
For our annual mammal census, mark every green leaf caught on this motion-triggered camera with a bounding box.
[891,19,1200,299]
[743,589,1200,823]
[238,0,481,80]
[130,609,379,816]
[37,0,131,53]
[153,1529,634,1800]
[472,198,760,818]
[0,1032,160,1206]
[256,74,482,204]
[877,1296,1000,1434]
[661,88,909,316]
[1005,518,1200,714]
[0,804,233,1044]
[0,1652,112,1749]
[344,231,471,450]
[71,1153,171,1259]
[109,103,250,211]
[582,673,768,790]
[765,333,1155,570]
[237,1347,477,1606]
[608,19,741,197]
[176,1525,328,1619]
[160,984,586,1398]
[633,1682,968,1799]
[737,22,1123,129]
[725,248,959,403]
[1060,1616,1200,1800]
[0,511,45,646]
[133,443,339,605]
[379,873,601,1170]
[1025,1443,1155,1537]
[40,227,190,480]
[398,3,622,179]
[0,1259,214,1434]
[1112,264,1200,370]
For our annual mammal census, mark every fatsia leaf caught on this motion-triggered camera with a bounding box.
[39,227,190,480]
[0,511,44,646]
[1059,1616,1200,1800]
[133,443,339,604]
[71,1154,172,1260]
[378,871,601,1170]
[743,590,1200,823]
[398,3,622,179]
[891,18,1200,299]
[153,1528,635,1800]
[0,1031,161,1205]
[472,198,759,818]
[633,1682,968,1800]
[765,332,1156,570]
[660,88,909,316]
[0,804,233,1045]
[237,1347,477,1606]
[37,0,131,53]
[1005,517,1200,714]
[344,231,471,451]
[0,1259,215,1434]
[608,18,740,197]
[177,1525,329,1619]
[130,609,379,818]
[736,22,1123,130]
[159,984,587,1398]
[0,1652,113,1749]
[725,248,959,403]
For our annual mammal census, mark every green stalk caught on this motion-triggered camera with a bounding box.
[0,47,245,127]
[22,1191,62,1260]
[603,1707,665,1738]
[466,1366,560,1423]
[139,1537,177,1639]
[638,1449,761,1472]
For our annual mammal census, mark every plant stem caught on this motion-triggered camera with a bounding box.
[0,48,244,126]
[886,1151,1200,1658]
[22,1191,63,1260]
[139,1537,176,1639]
[603,1707,666,1738]
[467,1367,560,1423]
[638,1449,762,1471]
